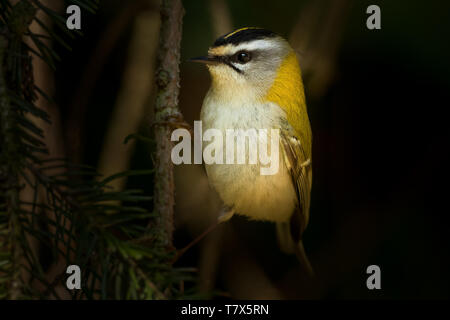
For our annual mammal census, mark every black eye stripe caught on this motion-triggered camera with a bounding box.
[209,55,243,73]
[224,60,243,73]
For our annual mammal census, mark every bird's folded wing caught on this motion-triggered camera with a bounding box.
[280,132,312,237]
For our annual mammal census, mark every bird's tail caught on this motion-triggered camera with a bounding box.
[276,222,315,277]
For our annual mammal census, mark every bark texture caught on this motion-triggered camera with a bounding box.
[153,0,184,247]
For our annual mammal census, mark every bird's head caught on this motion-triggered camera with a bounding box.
[191,27,300,102]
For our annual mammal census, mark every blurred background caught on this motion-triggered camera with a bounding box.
[43,0,450,298]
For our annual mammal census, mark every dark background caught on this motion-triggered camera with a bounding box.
[51,0,450,298]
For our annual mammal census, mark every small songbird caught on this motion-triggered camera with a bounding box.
[191,27,314,275]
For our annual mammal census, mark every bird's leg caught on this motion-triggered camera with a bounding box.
[172,222,219,263]
[172,206,234,263]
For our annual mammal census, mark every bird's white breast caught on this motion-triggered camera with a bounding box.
[200,90,297,222]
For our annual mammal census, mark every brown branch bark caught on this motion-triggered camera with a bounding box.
[152,0,184,248]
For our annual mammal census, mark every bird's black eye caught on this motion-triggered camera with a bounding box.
[234,51,252,64]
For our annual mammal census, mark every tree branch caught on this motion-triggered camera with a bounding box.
[152,0,184,248]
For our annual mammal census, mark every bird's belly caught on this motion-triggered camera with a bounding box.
[201,100,297,222]
[205,162,296,222]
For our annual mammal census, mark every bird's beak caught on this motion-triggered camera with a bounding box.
[189,55,222,65]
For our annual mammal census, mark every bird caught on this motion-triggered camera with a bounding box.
[191,27,314,276]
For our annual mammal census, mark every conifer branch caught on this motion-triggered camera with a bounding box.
[0,0,37,300]
[1,0,190,300]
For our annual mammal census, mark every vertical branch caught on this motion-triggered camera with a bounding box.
[152,0,184,247]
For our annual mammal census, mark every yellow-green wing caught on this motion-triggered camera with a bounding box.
[279,132,312,246]
[277,132,314,276]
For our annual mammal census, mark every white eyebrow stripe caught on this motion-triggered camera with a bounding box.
[229,39,278,54]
